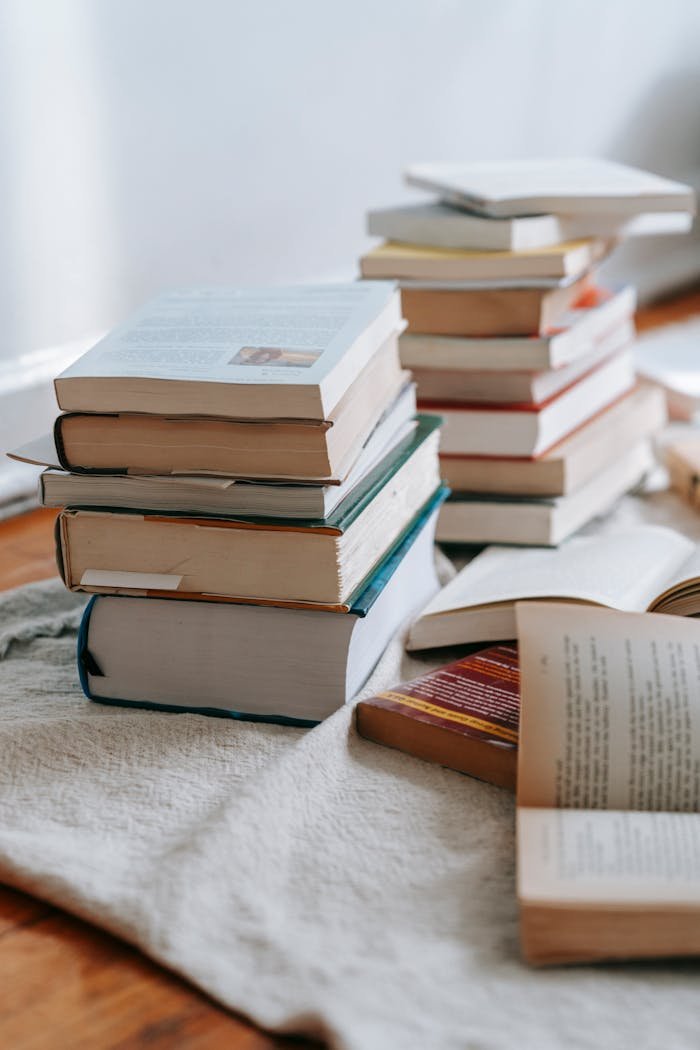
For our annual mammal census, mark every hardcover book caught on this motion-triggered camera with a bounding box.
[355,644,519,789]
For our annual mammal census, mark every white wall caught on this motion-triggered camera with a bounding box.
[1,0,699,365]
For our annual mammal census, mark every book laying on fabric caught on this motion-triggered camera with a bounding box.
[516,601,700,965]
[359,238,610,282]
[56,436,446,610]
[404,158,696,218]
[36,387,418,519]
[77,495,443,725]
[425,349,634,458]
[355,644,519,789]
[401,273,592,337]
[407,523,700,650]
[436,441,651,547]
[367,201,693,252]
[410,322,632,405]
[399,285,636,372]
[667,438,700,509]
[50,336,407,482]
[54,283,402,420]
[440,385,666,497]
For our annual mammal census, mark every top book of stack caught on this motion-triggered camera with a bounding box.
[54,283,402,420]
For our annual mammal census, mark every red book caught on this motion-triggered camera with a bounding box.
[355,644,519,789]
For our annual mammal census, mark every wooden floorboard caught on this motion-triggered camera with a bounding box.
[0,285,698,1047]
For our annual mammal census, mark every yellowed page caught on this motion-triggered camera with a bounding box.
[516,602,700,812]
[518,807,700,904]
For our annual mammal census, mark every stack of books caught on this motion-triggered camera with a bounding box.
[363,158,695,546]
[12,283,446,723]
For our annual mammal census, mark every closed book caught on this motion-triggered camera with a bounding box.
[40,386,418,519]
[55,282,402,420]
[400,274,590,337]
[436,441,652,547]
[399,285,636,372]
[366,201,692,252]
[439,384,666,497]
[77,495,442,725]
[404,158,696,218]
[53,334,407,482]
[423,350,634,458]
[360,238,609,282]
[355,644,518,789]
[56,427,445,608]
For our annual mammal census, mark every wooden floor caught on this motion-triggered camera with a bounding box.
[1,286,699,1048]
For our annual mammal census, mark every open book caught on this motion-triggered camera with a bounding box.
[407,524,700,650]
[516,601,700,964]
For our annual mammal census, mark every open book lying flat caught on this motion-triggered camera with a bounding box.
[407,524,700,650]
[517,601,700,964]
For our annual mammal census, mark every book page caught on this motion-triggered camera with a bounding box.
[415,525,693,623]
[57,283,398,386]
[518,807,700,904]
[517,602,700,812]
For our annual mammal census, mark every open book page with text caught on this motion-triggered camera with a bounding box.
[517,602,700,812]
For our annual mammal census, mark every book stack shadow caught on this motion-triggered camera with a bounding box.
[11,284,446,723]
[362,159,697,546]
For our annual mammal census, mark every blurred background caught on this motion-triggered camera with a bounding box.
[0,0,699,432]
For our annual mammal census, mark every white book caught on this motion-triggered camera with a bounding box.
[635,315,700,419]
[429,350,635,457]
[399,285,636,373]
[435,440,652,547]
[407,523,700,650]
[55,283,402,420]
[367,201,693,251]
[404,158,696,218]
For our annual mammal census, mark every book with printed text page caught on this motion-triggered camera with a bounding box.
[356,644,519,789]
[54,283,402,420]
[516,601,700,964]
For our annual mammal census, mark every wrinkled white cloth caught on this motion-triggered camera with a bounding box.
[2,489,700,1050]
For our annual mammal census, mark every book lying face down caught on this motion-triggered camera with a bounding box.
[407,524,700,650]
[77,497,443,725]
[516,601,700,965]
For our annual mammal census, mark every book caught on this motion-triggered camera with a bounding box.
[439,384,666,497]
[404,158,696,218]
[425,349,635,457]
[51,337,408,482]
[367,201,693,251]
[38,386,418,519]
[54,283,402,420]
[355,644,519,789]
[398,285,636,371]
[56,426,445,608]
[409,322,632,404]
[406,523,700,651]
[401,273,591,337]
[635,316,700,421]
[77,492,443,725]
[435,441,652,547]
[359,238,609,282]
[516,601,700,964]
[667,437,700,508]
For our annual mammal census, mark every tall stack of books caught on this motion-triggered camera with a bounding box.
[12,284,446,723]
[363,158,695,546]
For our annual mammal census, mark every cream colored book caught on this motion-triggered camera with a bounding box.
[407,523,700,650]
[516,601,700,965]
[359,238,609,282]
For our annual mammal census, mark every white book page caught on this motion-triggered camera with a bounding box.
[517,602,700,812]
[415,526,694,622]
[57,283,398,387]
[518,808,700,904]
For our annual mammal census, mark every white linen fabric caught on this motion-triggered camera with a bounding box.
[1,489,700,1050]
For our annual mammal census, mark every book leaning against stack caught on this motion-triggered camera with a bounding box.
[11,283,446,724]
[363,158,696,546]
